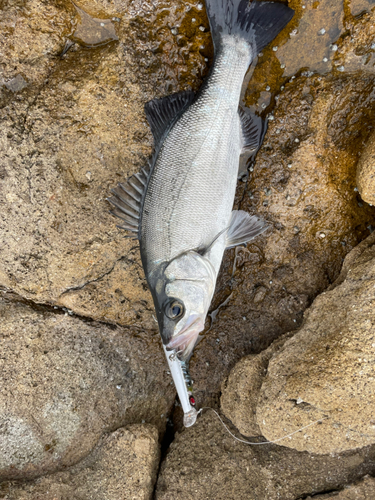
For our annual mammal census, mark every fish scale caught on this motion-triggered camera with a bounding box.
[142,42,250,270]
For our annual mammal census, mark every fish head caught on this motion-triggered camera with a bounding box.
[150,251,217,360]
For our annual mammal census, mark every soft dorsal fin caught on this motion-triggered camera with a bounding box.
[239,107,267,157]
[145,91,195,146]
[107,164,151,239]
[225,210,268,248]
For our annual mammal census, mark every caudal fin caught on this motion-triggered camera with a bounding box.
[205,0,294,54]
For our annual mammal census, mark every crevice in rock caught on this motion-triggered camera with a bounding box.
[58,255,127,296]
[152,402,177,500]
[0,286,117,330]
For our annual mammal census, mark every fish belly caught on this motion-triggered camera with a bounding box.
[141,40,251,269]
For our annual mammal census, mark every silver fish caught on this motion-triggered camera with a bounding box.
[108,0,294,427]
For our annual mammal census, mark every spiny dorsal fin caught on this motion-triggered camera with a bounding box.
[239,106,267,157]
[107,163,151,240]
[226,210,268,248]
[145,90,195,146]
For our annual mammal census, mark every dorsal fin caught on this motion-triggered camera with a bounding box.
[239,106,267,157]
[145,91,195,146]
[107,163,151,240]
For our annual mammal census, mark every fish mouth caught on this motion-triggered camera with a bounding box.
[166,316,205,357]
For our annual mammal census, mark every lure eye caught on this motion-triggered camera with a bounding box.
[166,300,185,320]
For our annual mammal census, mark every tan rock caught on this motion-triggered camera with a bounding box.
[1,424,159,500]
[277,0,345,77]
[155,412,375,500]
[357,131,375,205]
[0,296,174,480]
[0,0,211,327]
[305,475,375,499]
[220,335,292,437]
[256,232,375,454]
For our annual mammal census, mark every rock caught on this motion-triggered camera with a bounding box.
[256,232,375,454]
[155,412,375,500]
[349,0,375,17]
[357,131,375,206]
[0,0,211,327]
[0,424,159,500]
[277,0,345,77]
[220,335,291,437]
[305,475,375,499]
[0,295,174,481]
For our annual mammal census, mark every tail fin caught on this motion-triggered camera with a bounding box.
[205,0,294,54]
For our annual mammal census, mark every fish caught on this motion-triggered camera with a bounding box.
[108,0,294,427]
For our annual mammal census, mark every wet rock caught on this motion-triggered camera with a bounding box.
[256,232,375,454]
[155,412,375,500]
[277,0,345,77]
[305,475,375,498]
[357,131,375,205]
[191,73,375,409]
[350,0,375,17]
[0,424,159,500]
[0,295,174,480]
[71,4,119,48]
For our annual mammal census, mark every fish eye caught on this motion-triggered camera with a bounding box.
[166,300,185,320]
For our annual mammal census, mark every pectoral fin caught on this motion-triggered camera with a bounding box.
[225,210,268,248]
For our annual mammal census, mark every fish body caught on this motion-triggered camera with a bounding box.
[109,0,294,427]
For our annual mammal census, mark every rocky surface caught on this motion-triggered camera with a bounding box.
[0,294,174,480]
[219,232,375,455]
[0,424,159,500]
[1,0,375,496]
[220,335,291,437]
[155,412,375,500]
[357,130,375,206]
[0,0,210,327]
[306,475,375,499]
[255,231,375,454]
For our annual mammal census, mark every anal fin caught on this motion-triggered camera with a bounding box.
[226,210,268,248]
[239,107,267,159]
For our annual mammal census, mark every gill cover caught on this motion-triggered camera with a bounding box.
[149,251,216,360]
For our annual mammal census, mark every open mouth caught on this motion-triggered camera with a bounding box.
[166,317,204,355]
